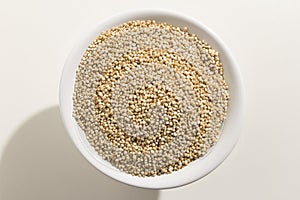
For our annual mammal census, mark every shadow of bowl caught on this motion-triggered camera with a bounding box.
[0,106,159,200]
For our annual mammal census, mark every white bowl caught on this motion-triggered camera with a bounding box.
[59,9,245,189]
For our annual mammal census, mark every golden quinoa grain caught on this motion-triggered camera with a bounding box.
[73,20,229,177]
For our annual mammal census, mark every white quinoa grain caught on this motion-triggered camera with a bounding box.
[73,20,229,177]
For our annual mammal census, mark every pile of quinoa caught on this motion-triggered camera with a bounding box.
[73,20,229,177]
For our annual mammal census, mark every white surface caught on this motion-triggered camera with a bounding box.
[59,9,244,189]
[0,0,299,199]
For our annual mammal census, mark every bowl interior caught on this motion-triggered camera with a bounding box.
[59,9,244,189]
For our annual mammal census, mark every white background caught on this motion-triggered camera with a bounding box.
[0,0,299,199]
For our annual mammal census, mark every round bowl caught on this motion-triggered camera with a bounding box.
[59,9,245,189]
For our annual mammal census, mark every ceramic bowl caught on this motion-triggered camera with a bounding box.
[59,9,245,189]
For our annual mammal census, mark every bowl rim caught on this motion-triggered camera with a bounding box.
[59,8,245,189]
